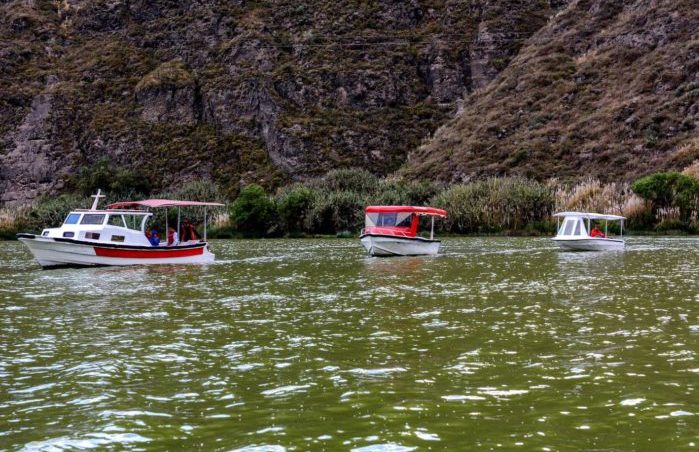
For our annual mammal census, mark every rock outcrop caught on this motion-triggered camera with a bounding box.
[0,0,560,204]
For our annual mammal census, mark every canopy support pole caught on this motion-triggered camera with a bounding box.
[430,216,434,240]
[587,218,590,236]
[177,207,181,243]
[605,219,608,236]
[165,208,168,244]
[204,207,208,242]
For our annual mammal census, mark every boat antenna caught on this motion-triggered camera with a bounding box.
[90,189,105,210]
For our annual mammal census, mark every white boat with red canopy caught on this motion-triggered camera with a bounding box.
[17,191,224,268]
[360,205,448,256]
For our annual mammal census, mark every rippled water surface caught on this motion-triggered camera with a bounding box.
[1,237,698,450]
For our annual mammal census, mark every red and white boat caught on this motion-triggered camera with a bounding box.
[360,205,448,256]
[17,191,224,268]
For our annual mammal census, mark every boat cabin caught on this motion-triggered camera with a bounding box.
[553,212,625,239]
[362,206,448,239]
[40,209,154,246]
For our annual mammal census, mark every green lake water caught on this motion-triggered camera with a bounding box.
[1,237,698,450]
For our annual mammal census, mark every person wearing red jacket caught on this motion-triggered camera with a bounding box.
[590,225,606,238]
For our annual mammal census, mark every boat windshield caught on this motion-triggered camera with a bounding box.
[64,213,81,225]
[122,214,148,231]
[80,214,106,225]
[107,215,126,228]
[365,212,413,229]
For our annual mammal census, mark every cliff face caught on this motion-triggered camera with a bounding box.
[0,0,560,205]
[405,0,699,183]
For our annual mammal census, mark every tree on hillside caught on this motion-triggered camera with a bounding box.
[229,184,276,237]
[631,172,699,222]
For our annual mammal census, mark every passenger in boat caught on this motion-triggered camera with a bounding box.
[145,227,152,241]
[180,218,198,242]
[590,225,606,238]
[167,226,179,246]
[149,228,161,246]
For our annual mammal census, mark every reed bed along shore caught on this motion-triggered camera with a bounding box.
[3,169,699,239]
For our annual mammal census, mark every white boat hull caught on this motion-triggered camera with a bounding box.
[360,234,441,256]
[18,235,214,268]
[552,237,624,251]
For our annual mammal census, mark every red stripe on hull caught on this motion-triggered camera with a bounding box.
[94,246,204,259]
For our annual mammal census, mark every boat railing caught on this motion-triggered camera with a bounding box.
[361,227,416,238]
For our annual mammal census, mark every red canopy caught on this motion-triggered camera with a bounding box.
[107,199,225,209]
[365,205,447,218]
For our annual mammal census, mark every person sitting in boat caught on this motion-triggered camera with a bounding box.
[145,227,152,241]
[149,228,161,246]
[167,226,179,246]
[180,218,198,242]
[590,225,606,238]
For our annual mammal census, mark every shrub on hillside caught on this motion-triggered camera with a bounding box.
[306,190,366,234]
[275,184,318,235]
[311,168,379,194]
[632,172,699,222]
[70,157,151,198]
[432,177,554,233]
[373,178,441,206]
[229,184,276,237]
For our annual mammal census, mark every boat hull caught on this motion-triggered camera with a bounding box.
[552,237,624,251]
[18,235,214,268]
[360,234,441,256]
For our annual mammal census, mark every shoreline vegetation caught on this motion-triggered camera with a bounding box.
[2,168,699,240]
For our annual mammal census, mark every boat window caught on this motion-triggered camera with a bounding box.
[111,235,125,242]
[574,220,582,236]
[396,214,413,228]
[81,214,106,225]
[107,215,126,228]
[563,219,575,235]
[557,220,567,235]
[85,232,101,240]
[123,214,146,231]
[63,232,74,238]
[377,213,397,226]
[64,213,81,225]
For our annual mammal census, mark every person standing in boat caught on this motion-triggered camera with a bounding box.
[590,225,606,238]
[180,218,198,243]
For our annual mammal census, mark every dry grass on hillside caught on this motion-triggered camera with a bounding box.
[405,0,699,183]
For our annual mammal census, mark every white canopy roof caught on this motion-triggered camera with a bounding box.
[553,211,625,221]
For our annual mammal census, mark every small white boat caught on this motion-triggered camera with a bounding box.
[17,191,224,268]
[552,211,625,251]
[360,206,448,256]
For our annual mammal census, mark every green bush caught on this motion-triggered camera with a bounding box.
[229,184,276,237]
[631,172,699,222]
[432,177,554,233]
[311,168,378,194]
[275,184,318,235]
[70,157,151,198]
[372,179,441,206]
[306,190,366,234]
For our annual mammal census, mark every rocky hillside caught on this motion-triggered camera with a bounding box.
[0,0,562,205]
[404,0,699,182]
